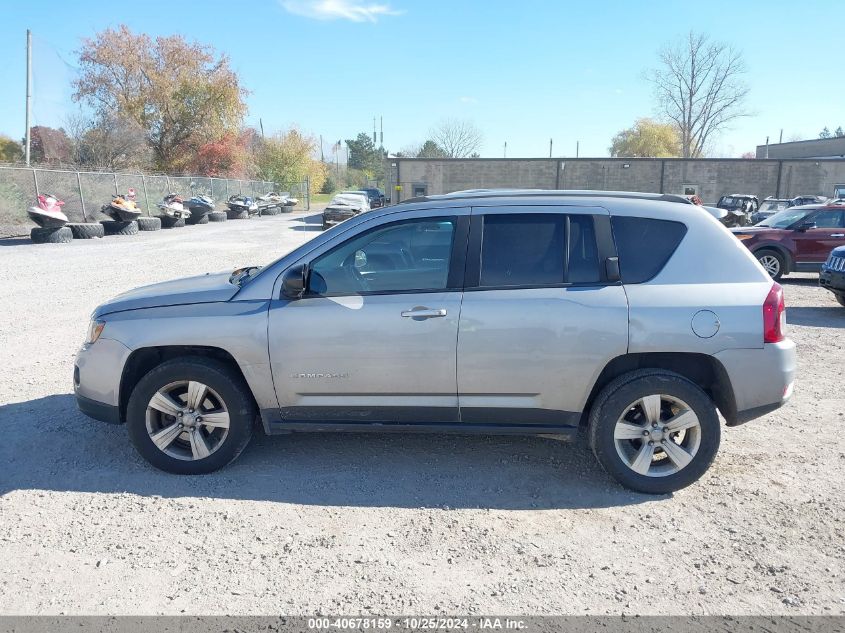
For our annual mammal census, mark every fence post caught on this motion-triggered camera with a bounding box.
[113,173,119,196]
[306,176,310,211]
[141,175,151,216]
[165,176,171,194]
[32,168,39,196]
[77,171,88,221]
[225,179,229,200]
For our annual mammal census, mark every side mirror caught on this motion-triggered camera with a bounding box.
[797,222,817,232]
[605,257,621,282]
[281,264,308,299]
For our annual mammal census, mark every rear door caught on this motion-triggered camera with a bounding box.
[792,209,845,263]
[456,206,629,427]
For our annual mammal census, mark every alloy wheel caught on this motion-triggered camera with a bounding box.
[758,254,781,278]
[613,394,702,478]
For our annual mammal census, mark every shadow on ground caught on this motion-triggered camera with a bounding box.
[0,237,32,247]
[0,394,654,510]
[787,305,845,328]
[291,213,324,232]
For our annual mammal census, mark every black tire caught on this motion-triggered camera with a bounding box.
[261,206,282,216]
[126,357,256,475]
[159,215,185,229]
[209,211,227,222]
[835,294,845,308]
[67,223,105,239]
[101,220,139,236]
[754,248,785,280]
[282,204,295,213]
[588,370,720,494]
[30,226,72,244]
[226,208,249,220]
[187,213,209,225]
[321,221,328,231]
[137,216,162,231]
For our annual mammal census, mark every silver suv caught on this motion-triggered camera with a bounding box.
[74,191,796,494]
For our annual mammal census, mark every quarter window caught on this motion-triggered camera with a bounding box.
[308,218,456,295]
[611,217,687,283]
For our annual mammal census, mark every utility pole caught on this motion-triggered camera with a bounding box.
[25,29,32,166]
[503,141,507,158]
[549,138,553,158]
[379,116,383,150]
[320,135,324,162]
[765,136,769,159]
[779,129,783,144]
[259,118,265,140]
[576,141,579,158]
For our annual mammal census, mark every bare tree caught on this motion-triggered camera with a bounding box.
[429,119,483,158]
[65,112,151,170]
[648,32,750,158]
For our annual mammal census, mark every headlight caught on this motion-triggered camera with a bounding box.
[85,319,106,344]
[734,234,754,241]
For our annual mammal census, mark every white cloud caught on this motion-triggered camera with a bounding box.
[281,0,401,22]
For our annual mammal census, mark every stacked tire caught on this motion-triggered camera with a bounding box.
[31,226,72,244]
[101,220,139,236]
[159,216,185,229]
[260,206,282,216]
[67,223,105,239]
[137,217,162,231]
[226,208,249,220]
[209,211,227,222]
[186,213,209,225]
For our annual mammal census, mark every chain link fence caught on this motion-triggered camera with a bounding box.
[0,165,310,227]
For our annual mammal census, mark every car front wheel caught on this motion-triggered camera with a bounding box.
[755,249,785,280]
[126,357,255,474]
[588,370,720,494]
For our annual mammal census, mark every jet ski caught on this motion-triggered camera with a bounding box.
[256,192,283,209]
[185,194,214,223]
[104,194,142,222]
[157,193,191,219]
[227,194,258,218]
[27,193,69,228]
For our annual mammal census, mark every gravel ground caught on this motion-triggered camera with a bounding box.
[0,212,843,616]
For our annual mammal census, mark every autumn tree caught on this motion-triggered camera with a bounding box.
[256,129,326,194]
[648,31,749,158]
[0,135,21,162]
[29,126,72,164]
[609,118,681,157]
[73,25,247,172]
[430,119,483,158]
[188,130,254,178]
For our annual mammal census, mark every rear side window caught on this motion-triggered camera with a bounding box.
[611,217,687,283]
[479,214,600,287]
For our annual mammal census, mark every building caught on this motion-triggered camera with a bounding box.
[384,157,845,204]
[755,136,845,159]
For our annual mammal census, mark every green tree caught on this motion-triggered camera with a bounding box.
[256,128,326,194]
[820,127,832,139]
[417,140,448,158]
[73,25,247,172]
[610,118,682,157]
[345,132,383,177]
[835,127,844,138]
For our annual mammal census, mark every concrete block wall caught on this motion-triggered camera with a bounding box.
[385,158,845,204]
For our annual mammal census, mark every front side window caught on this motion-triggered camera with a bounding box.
[309,217,456,295]
[479,213,600,287]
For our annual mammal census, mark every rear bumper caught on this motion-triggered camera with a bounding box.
[820,268,845,294]
[714,339,796,426]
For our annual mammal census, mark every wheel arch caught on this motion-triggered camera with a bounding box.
[119,346,257,424]
[580,352,738,427]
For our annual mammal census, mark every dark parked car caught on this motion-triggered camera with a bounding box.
[731,201,845,279]
[820,245,845,307]
[789,195,827,207]
[751,198,791,224]
[362,188,385,208]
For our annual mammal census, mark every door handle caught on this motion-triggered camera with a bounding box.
[401,307,447,319]
[830,233,845,238]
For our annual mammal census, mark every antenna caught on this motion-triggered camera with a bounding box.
[380,116,383,148]
[25,29,32,166]
[373,117,377,144]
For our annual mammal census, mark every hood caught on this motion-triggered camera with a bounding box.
[94,271,240,318]
[730,226,778,234]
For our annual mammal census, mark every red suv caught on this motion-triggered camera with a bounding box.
[732,201,845,279]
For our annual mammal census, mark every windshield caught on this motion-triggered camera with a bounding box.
[757,207,813,228]
[758,200,789,213]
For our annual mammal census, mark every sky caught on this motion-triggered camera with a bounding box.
[0,0,842,159]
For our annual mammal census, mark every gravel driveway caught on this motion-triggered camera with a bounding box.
[1,212,843,615]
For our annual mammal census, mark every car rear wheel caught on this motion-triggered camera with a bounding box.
[755,249,785,280]
[588,370,720,494]
[126,357,255,474]
[836,294,845,308]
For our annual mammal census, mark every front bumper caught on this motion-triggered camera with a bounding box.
[323,213,355,226]
[819,268,845,295]
[714,339,796,426]
[74,337,132,423]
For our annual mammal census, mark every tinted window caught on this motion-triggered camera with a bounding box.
[479,214,600,286]
[309,218,456,295]
[611,217,687,283]
[811,210,845,228]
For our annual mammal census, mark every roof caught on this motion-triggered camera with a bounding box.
[397,189,693,206]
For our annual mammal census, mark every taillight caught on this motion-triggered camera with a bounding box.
[763,283,786,343]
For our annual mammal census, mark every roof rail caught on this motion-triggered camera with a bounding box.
[394,189,694,205]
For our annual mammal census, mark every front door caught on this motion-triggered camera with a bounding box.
[268,212,468,424]
[456,207,629,426]
[792,209,845,263]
